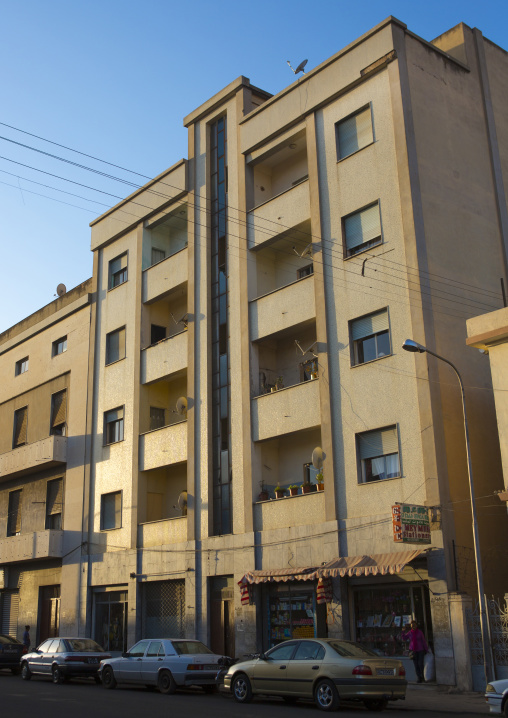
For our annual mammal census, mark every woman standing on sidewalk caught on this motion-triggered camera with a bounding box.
[403,620,428,683]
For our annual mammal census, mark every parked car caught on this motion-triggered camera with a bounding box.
[223,638,407,712]
[21,637,110,683]
[98,639,226,693]
[0,634,26,674]
[485,679,508,715]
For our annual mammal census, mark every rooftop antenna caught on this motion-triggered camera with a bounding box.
[287,59,308,75]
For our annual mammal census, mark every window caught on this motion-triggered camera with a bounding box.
[7,490,22,536]
[266,642,298,661]
[336,106,373,160]
[151,247,165,266]
[147,641,164,657]
[52,336,67,356]
[150,407,166,431]
[15,357,29,376]
[50,390,67,436]
[297,263,313,279]
[128,640,150,658]
[343,202,382,257]
[106,327,126,365]
[13,406,28,448]
[351,309,390,365]
[101,491,122,530]
[104,407,124,444]
[293,641,325,661]
[45,478,63,530]
[357,426,400,483]
[108,253,128,289]
[150,324,166,345]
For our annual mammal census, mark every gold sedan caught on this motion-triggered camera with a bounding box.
[223,638,407,712]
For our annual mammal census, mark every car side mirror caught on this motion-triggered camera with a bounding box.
[122,652,128,658]
[258,652,267,661]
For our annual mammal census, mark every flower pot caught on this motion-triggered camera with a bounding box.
[275,490,285,499]
[301,484,311,494]
[259,491,269,501]
[317,483,324,491]
[289,487,299,497]
[270,387,277,393]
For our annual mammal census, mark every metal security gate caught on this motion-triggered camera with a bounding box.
[467,596,508,690]
[142,580,185,639]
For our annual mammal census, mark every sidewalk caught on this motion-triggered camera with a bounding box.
[400,683,488,714]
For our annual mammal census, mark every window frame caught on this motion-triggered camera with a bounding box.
[7,489,23,536]
[100,490,122,531]
[15,357,29,376]
[336,103,374,162]
[45,477,63,530]
[356,425,401,484]
[13,406,28,448]
[342,201,383,259]
[297,263,314,279]
[108,252,128,291]
[52,336,67,357]
[50,389,67,436]
[350,308,391,367]
[105,326,126,366]
[104,406,125,446]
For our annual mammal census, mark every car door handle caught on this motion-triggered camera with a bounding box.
[312,666,319,670]
[279,665,286,670]
[158,658,163,661]
[137,658,142,661]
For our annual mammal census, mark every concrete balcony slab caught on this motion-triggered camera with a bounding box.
[0,436,67,482]
[254,491,325,531]
[247,181,310,249]
[249,276,315,341]
[141,330,188,384]
[252,379,321,442]
[137,517,187,547]
[142,247,188,304]
[0,530,64,564]
[139,421,187,471]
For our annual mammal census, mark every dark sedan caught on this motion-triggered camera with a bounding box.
[0,634,26,673]
[21,637,110,684]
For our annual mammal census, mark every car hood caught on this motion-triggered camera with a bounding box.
[487,679,508,693]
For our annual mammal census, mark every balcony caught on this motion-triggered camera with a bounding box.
[0,530,63,564]
[254,491,325,532]
[250,276,315,342]
[252,379,321,442]
[141,331,188,384]
[138,517,187,548]
[0,436,67,482]
[139,421,187,471]
[142,248,188,304]
[247,181,310,250]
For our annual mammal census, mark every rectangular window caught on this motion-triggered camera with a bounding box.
[52,336,67,356]
[108,253,128,289]
[15,357,29,376]
[106,327,126,365]
[357,426,400,483]
[336,106,373,160]
[297,263,314,279]
[149,407,166,431]
[150,324,166,345]
[151,247,165,266]
[104,407,124,445]
[101,491,122,530]
[7,490,22,536]
[45,478,63,530]
[343,202,382,257]
[13,406,28,448]
[351,309,390,365]
[50,390,67,436]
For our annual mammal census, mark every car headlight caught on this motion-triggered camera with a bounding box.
[485,684,496,693]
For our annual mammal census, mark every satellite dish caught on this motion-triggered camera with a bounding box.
[56,284,66,297]
[312,446,324,470]
[178,490,188,516]
[176,397,188,415]
[295,59,308,74]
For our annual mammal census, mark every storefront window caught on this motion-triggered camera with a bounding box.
[94,590,128,653]
[353,584,432,657]
[267,582,327,648]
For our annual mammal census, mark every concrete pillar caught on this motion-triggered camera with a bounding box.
[449,592,473,691]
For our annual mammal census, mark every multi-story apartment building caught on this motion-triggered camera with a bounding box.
[0,281,92,644]
[1,17,507,689]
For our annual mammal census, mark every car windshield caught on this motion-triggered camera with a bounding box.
[0,635,20,644]
[67,639,104,652]
[328,641,379,658]
[172,641,213,655]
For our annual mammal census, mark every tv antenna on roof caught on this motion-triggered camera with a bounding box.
[287,59,308,75]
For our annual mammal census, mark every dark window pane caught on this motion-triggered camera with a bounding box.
[358,335,377,364]
[376,330,390,357]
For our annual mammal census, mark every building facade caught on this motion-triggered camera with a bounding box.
[2,17,508,689]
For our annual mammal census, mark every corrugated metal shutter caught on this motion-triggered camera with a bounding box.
[13,407,28,446]
[1,591,19,637]
[46,478,63,515]
[359,426,398,460]
[51,390,67,428]
[345,204,381,251]
[351,310,389,340]
[338,107,373,159]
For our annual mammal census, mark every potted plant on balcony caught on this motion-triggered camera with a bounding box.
[288,484,299,497]
[316,472,324,491]
[258,481,269,501]
[301,482,312,495]
[274,485,285,499]
[275,376,284,391]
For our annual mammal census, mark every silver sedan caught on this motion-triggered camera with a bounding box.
[98,639,226,694]
[21,637,109,683]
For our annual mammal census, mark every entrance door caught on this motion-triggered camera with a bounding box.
[210,578,235,657]
[39,586,60,643]
[94,590,128,653]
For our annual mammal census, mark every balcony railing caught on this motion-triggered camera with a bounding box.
[247,180,310,250]
[249,276,315,341]
[252,379,321,442]
[0,530,64,564]
[0,436,67,482]
[141,330,188,384]
[139,420,187,471]
[138,517,187,547]
[142,247,188,304]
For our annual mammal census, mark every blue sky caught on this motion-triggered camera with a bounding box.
[0,0,506,332]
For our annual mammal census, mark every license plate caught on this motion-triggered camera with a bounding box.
[88,658,99,664]
[377,668,395,676]
[203,665,217,670]
[4,648,18,653]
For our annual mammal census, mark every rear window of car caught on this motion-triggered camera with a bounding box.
[67,639,104,652]
[172,641,213,655]
[328,641,378,658]
[0,635,20,644]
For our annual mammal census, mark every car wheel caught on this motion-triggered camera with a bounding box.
[11,667,21,675]
[232,674,252,704]
[52,665,64,684]
[158,669,177,695]
[21,662,31,681]
[101,666,117,690]
[364,698,388,712]
[314,679,340,712]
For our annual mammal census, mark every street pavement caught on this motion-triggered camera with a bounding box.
[0,672,490,717]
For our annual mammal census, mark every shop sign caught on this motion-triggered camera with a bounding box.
[392,504,431,544]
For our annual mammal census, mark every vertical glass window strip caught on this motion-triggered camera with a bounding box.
[210,116,231,536]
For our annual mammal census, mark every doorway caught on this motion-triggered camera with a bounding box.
[39,585,60,643]
[210,576,235,657]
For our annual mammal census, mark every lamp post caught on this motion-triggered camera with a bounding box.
[402,339,494,685]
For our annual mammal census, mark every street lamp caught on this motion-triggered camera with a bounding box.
[402,339,494,685]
